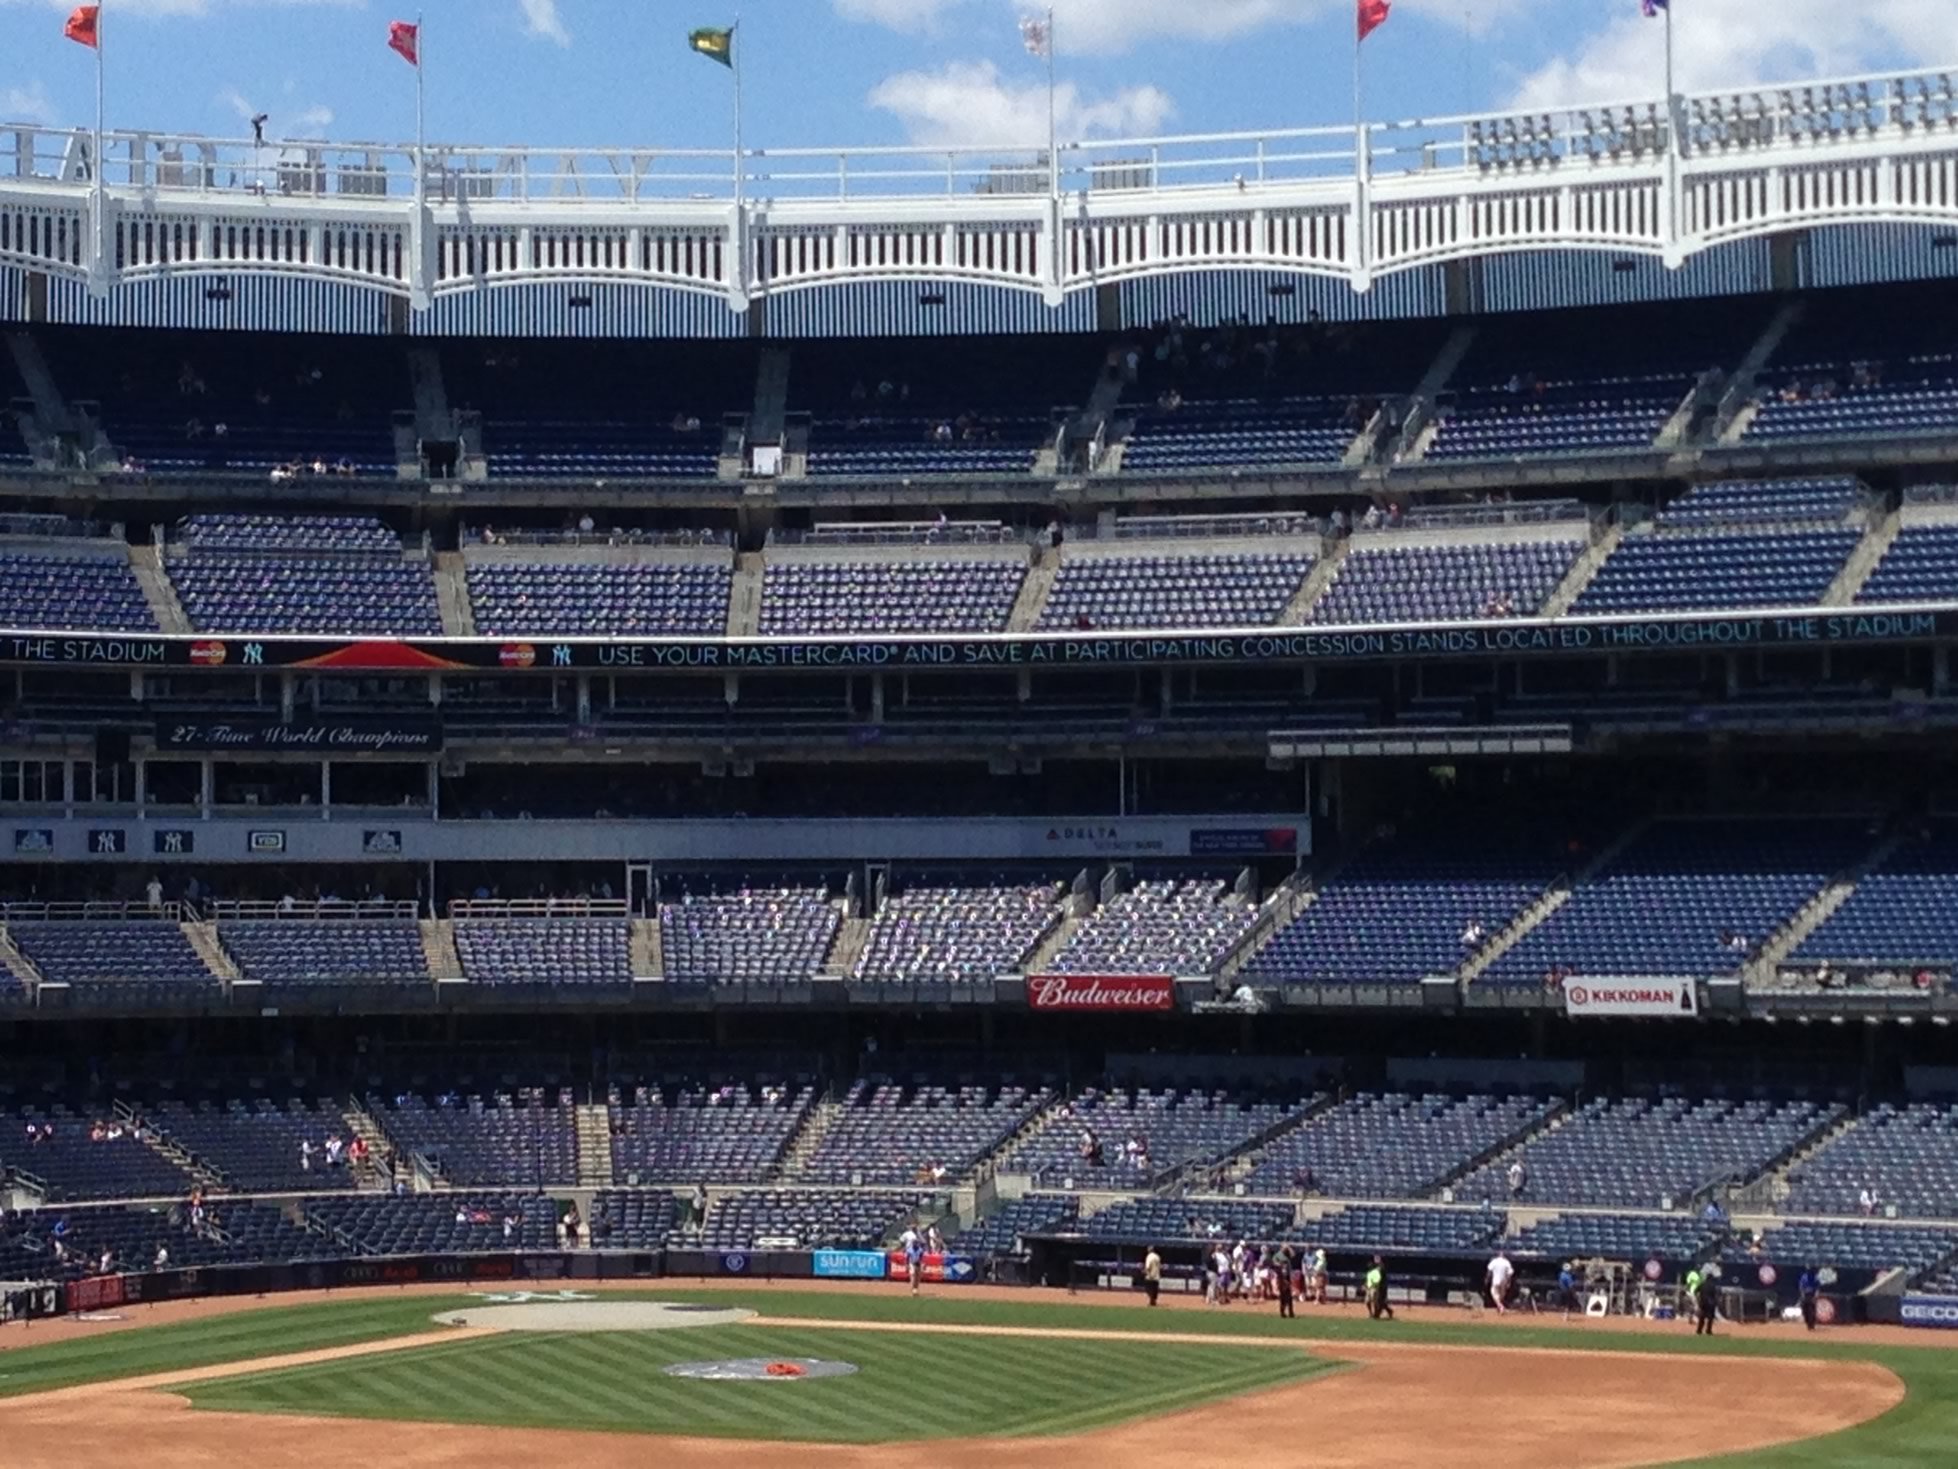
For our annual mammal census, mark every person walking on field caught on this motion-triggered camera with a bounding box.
[1798,1267,1820,1331]
[1694,1270,1719,1336]
[1275,1243,1296,1319]
[1142,1246,1163,1308]
[1365,1255,1393,1321]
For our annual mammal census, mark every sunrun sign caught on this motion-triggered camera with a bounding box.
[0,609,1944,673]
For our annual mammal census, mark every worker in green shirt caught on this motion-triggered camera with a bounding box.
[1365,1255,1393,1320]
[1684,1267,1702,1323]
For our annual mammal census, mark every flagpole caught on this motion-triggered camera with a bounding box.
[93,1,107,293]
[732,18,745,211]
[415,10,427,207]
[1046,5,1058,203]
[1353,6,1370,286]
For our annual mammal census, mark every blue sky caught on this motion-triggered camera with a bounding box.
[0,1,1950,156]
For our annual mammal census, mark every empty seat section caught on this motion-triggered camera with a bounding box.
[1048,880,1259,976]
[467,560,732,636]
[759,559,1026,634]
[1573,527,1857,614]
[1311,538,1581,623]
[787,1081,1052,1185]
[1242,1092,1559,1197]
[1038,553,1311,631]
[658,889,839,984]
[853,883,1065,982]
[453,919,633,986]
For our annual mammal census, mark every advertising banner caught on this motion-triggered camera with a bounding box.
[812,1249,889,1280]
[885,1252,976,1284]
[1901,1296,1958,1329]
[1188,827,1300,857]
[1561,976,1699,1019]
[1027,974,1178,1013]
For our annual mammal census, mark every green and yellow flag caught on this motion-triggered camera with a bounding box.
[689,26,733,67]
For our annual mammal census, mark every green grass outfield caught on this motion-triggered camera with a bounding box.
[1,1287,1954,1463]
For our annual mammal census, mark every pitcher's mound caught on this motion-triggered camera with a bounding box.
[433,1301,757,1333]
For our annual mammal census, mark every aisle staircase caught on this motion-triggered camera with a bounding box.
[778,1099,846,1180]
[342,1102,396,1192]
[575,1104,616,1187]
[630,919,663,979]
[131,544,192,633]
[1459,819,1652,983]
[1007,548,1060,632]
[1541,522,1623,617]
[420,920,462,981]
[184,922,240,983]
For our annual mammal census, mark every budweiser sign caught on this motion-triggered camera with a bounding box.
[1027,974,1177,1012]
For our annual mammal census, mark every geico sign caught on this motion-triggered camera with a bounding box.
[1901,1298,1958,1327]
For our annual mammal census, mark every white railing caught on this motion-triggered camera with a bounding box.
[3,62,1957,308]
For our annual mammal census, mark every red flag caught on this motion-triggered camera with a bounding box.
[64,4,100,48]
[388,19,420,66]
[1358,0,1390,41]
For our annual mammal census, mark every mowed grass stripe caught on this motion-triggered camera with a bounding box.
[180,1324,1331,1444]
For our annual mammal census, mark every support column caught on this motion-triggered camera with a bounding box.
[1768,230,1804,292]
[1094,282,1123,334]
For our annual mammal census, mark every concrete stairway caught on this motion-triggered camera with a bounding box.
[137,1124,226,1192]
[629,918,662,979]
[1020,905,1086,975]
[1007,549,1060,632]
[341,1102,396,1192]
[433,552,477,635]
[1460,818,1652,984]
[1738,1111,1860,1211]
[575,1104,616,1188]
[1212,878,1317,984]
[1746,829,1906,981]
[1541,522,1624,618]
[748,348,792,455]
[1715,300,1805,443]
[729,552,765,636]
[1823,507,1901,607]
[131,544,192,634]
[1436,1102,1576,1201]
[823,915,871,978]
[1282,540,1348,624]
[184,922,240,982]
[0,927,45,994]
[420,920,463,981]
[5,331,75,436]
[779,1100,845,1179]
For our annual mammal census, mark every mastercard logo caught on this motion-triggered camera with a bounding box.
[188,641,228,666]
[499,643,537,669]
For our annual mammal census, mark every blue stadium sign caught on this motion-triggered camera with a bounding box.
[812,1250,889,1280]
[0,609,1948,673]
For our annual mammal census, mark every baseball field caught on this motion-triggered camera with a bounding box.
[1,1279,1952,1467]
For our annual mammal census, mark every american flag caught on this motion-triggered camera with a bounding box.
[1020,14,1051,58]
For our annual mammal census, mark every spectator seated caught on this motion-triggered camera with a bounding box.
[41,327,403,476]
[1004,1088,1313,1189]
[2,1109,195,1201]
[444,339,752,479]
[453,916,633,987]
[1723,1219,1958,1275]
[1486,820,1867,984]
[148,1099,362,1193]
[1455,1097,1841,1209]
[759,556,1027,635]
[305,1192,561,1253]
[853,882,1065,983]
[1245,824,1568,986]
[1780,1103,1958,1220]
[166,515,441,635]
[659,888,840,984]
[1038,551,1313,631]
[1310,535,1581,624]
[1856,521,1958,606]
[1746,364,1958,443]
[370,1092,579,1186]
[1795,825,1958,972]
[1242,1092,1559,1198]
[608,1081,814,1184]
[1573,526,1858,614]
[0,539,157,632]
[1049,880,1260,977]
[788,1081,1052,1186]
[1657,477,1860,529]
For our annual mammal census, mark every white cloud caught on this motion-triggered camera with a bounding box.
[835,0,963,32]
[2,81,58,125]
[1506,0,1956,111]
[517,0,570,47]
[869,59,1173,148]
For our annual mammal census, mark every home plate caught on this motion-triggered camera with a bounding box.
[432,1301,757,1332]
